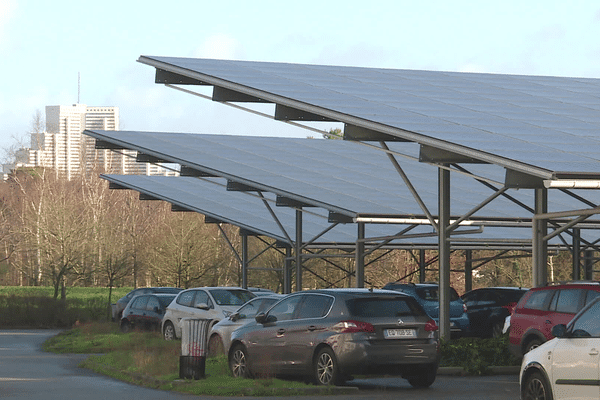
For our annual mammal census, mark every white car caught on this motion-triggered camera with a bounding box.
[520,296,600,400]
[161,286,255,340]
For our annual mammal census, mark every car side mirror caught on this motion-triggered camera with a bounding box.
[552,324,568,338]
[255,312,267,324]
[154,306,161,314]
[195,302,210,310]
[230,312,240,322]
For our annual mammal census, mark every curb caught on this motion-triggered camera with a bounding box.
[438,366,520,376]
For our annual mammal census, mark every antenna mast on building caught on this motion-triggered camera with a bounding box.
[78,72,80,104]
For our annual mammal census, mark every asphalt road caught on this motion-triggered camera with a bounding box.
[0,329,520,400]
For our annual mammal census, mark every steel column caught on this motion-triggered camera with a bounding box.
[532,188,548,287]
[419,249,426,283]
[356,222,365,288]
[573,228,581,280]
[439,167,451,341]
[465,249,473,292]
[295,209,303,291]
[241,234,248,289]
[285,246,293,294]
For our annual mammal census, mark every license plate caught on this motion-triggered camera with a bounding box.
[384,329,416,338]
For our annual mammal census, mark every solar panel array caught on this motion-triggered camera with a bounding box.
[139,56,600,179]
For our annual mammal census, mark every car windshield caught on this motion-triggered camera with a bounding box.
[347,296,427,318]
[209,289,255,306]
[416,287,459,301]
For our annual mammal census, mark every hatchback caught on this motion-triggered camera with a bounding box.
[520,296,600,400]
[382,282,470,336]
[461,287,528,338]
[228,288,440,386]
[208,294,284,356]
[161,286,255,340]
[120,293,177,333]
[509,282,600,357]
[112,286,182,321]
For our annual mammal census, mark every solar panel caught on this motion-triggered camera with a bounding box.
[139,56,600,179]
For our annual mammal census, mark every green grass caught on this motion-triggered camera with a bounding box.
[43,322,337,397]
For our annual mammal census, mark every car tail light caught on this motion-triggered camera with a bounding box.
[463,303,468,313]
[424,319,438,332]
[502,302,518,315]
[333,320,375,333]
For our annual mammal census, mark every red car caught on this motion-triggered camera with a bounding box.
[508,282,600,357]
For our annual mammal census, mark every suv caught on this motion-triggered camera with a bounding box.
[161,287,255,340]
[382,282,470,336]
[520,296,600,399]
[509,281,600,357]
[228,288,440,386]
[461,287,528,338]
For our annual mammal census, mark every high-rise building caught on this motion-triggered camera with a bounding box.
[3,104,176,179]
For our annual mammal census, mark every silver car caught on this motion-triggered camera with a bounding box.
[208,294,284,355]
[161,286,255,341]
[228,288,440,386]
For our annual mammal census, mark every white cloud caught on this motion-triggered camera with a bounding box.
[193,34,242,60]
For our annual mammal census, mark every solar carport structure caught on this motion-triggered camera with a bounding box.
[85,56,600,339]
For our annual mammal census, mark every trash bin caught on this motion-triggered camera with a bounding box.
[179,318,210,379]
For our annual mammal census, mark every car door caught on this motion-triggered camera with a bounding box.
[245,294,304,373]
[144,296,162,330]
[281,294,334,372]
[551,299,600,399]
[462,290,486,335]
[126,295,148,328]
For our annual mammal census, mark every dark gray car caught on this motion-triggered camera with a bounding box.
[228,288,440,387]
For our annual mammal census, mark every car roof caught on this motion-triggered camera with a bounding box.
[298,288,413,296]
[531,281,600,290]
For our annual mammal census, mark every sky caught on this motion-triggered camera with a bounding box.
[1,0,600,156]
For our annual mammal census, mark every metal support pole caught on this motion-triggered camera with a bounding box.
[585,250,594,280]
[295,209,303,292]
[465,249,473,293]
[285,246,293,294]
[532,188,548,287]
[355,222,365,288]
[419,249,426,283]
[439,167,451,341]
[573,228,581,281]
[241,234,248,289]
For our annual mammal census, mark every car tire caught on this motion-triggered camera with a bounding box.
[207,334,224,357]
[314,347,343,386]
[521,370,553,400]
[229,344,252,378]
[120,320,131,334]
[524,338,543,354]
[163,321,176,341]
[406,363,437,388]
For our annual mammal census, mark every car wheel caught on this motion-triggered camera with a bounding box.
[491,321,504,338]
[521,371,553,400]
[314,347,343,386]
[163,321,176,341]
[525,338,543,354]
[406,363,438,388]
[229,344,252,378]
[207,334,224,357]
[120,320,131,334]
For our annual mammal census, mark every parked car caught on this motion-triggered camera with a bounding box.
[120,293,177,333]
[228,288,440,387]
[520,296,600,399]
[509,281,600,358]
[382,282,470,336]
[461,287,528,338]
[112,287,182,321]
[161,287,255,341]
[248,287,277,296]
[208,294,284,355]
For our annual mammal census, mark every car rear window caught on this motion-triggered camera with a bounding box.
[158,295,176,307]
[522,290,554,310]
[347,296,427,318]
[209,289,255,306]
[415,287,459,301]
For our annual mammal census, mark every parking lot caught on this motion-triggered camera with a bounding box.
[1,329,520,400]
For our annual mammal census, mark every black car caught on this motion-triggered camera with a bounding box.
[461,287,528,338]
[228,288,440,386]
[120,293,177,333]
[112,286,182,321]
